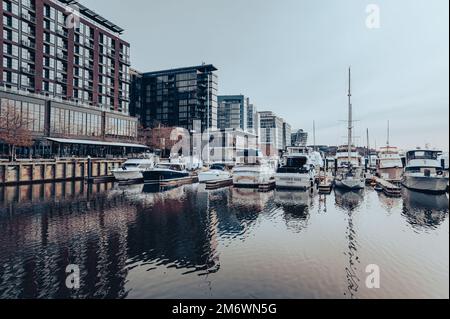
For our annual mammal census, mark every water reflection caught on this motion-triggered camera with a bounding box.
[274,190,312,232]
[402,189,449,230]
[334,188,364,299]
[0,182,448,299]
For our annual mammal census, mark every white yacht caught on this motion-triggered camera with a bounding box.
[232,149,277,187]
[402,149,449,194]
[198,163,232,183]
[112,154,158,183]
[335,68,365,190]
[275,150,316,190]
[142,163,190,184]
[377,146,404,183]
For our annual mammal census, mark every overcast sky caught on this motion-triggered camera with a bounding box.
[83,0,449,151]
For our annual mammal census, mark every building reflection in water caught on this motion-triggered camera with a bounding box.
[334,188,364,299]
[274,190,312,233]
[401,189,449,230]
[0,182,225,299]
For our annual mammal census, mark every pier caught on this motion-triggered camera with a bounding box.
[0,158,125,186]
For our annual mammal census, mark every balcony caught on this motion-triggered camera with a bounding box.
[56,77,67,84]
[21,39,36,49]
[21,13,36,24]
[56,29,68,37]
[21,66,35,75]
[119,57,131,66]
[57,52,68,60]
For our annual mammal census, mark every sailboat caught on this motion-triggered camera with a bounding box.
[335,68,366,190]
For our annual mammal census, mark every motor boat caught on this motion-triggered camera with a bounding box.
[275,151,316,190]
[232,149,277,187]
[112,153,158,183]
[402,149,449,194]
[142,163,190,184]
[376,146,404,183]
[198,163,232,183]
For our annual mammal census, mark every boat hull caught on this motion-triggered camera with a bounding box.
[112,169,144,182]
[233,170,274,187]
[142,170,190,184]
[198,171,232,183]
[275,173,314,190]
[402,175,449,194]
[335,178,365,190]
[377,167,403,183]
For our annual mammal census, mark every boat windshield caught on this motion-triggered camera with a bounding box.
[123,163,139,169]
[210,164,226,171]
[156,164,183,171]
[408,151,440,160]
[286,157,308,168]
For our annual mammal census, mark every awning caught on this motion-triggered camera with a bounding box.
[47,138,149,149]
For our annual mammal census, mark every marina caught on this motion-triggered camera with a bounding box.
[0,181,447,299]
[0,0,447,304]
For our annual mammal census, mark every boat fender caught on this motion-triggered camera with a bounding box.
[437,171,444,176]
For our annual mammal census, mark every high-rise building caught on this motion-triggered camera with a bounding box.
[258,111,285,155]
[247,102,258,135]
[130,64,218,132]
[291,129,308,147]
[217,95,248,131]
[1,0,131,111]
[0,0,141,157]
[282,121,292,150]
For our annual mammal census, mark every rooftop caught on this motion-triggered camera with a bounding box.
[142,64,218,77]
[58,0,125,34]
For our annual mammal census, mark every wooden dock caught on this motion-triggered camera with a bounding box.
[205,178,233,190]
[374,177,402,197]
[159,176,198,188]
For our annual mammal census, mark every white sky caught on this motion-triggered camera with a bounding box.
[83,0,449,151]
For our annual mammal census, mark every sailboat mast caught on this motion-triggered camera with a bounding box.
[387,120,390,148]
[367,128,370,157]
[348,67,353,165]
[313,120,316,152]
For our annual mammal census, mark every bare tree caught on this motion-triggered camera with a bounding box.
[0,101,34,161]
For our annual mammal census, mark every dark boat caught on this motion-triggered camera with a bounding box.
[142,163,190,184]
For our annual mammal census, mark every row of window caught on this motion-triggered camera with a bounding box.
[0,97,44,132]
[105,116,137,138]
[50,106,102,137]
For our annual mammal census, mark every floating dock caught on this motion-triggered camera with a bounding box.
[205,178,234,190]
[374,177,402,197]
[158,176,198,188]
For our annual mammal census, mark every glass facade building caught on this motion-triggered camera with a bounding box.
[291,129,308,147]
[130,64,218,132]
[217,95,248,131]
[258,111,288,154]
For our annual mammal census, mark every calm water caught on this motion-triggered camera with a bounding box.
[0,181,448,299]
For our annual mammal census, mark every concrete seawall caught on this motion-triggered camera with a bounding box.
[0,159,125,186]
